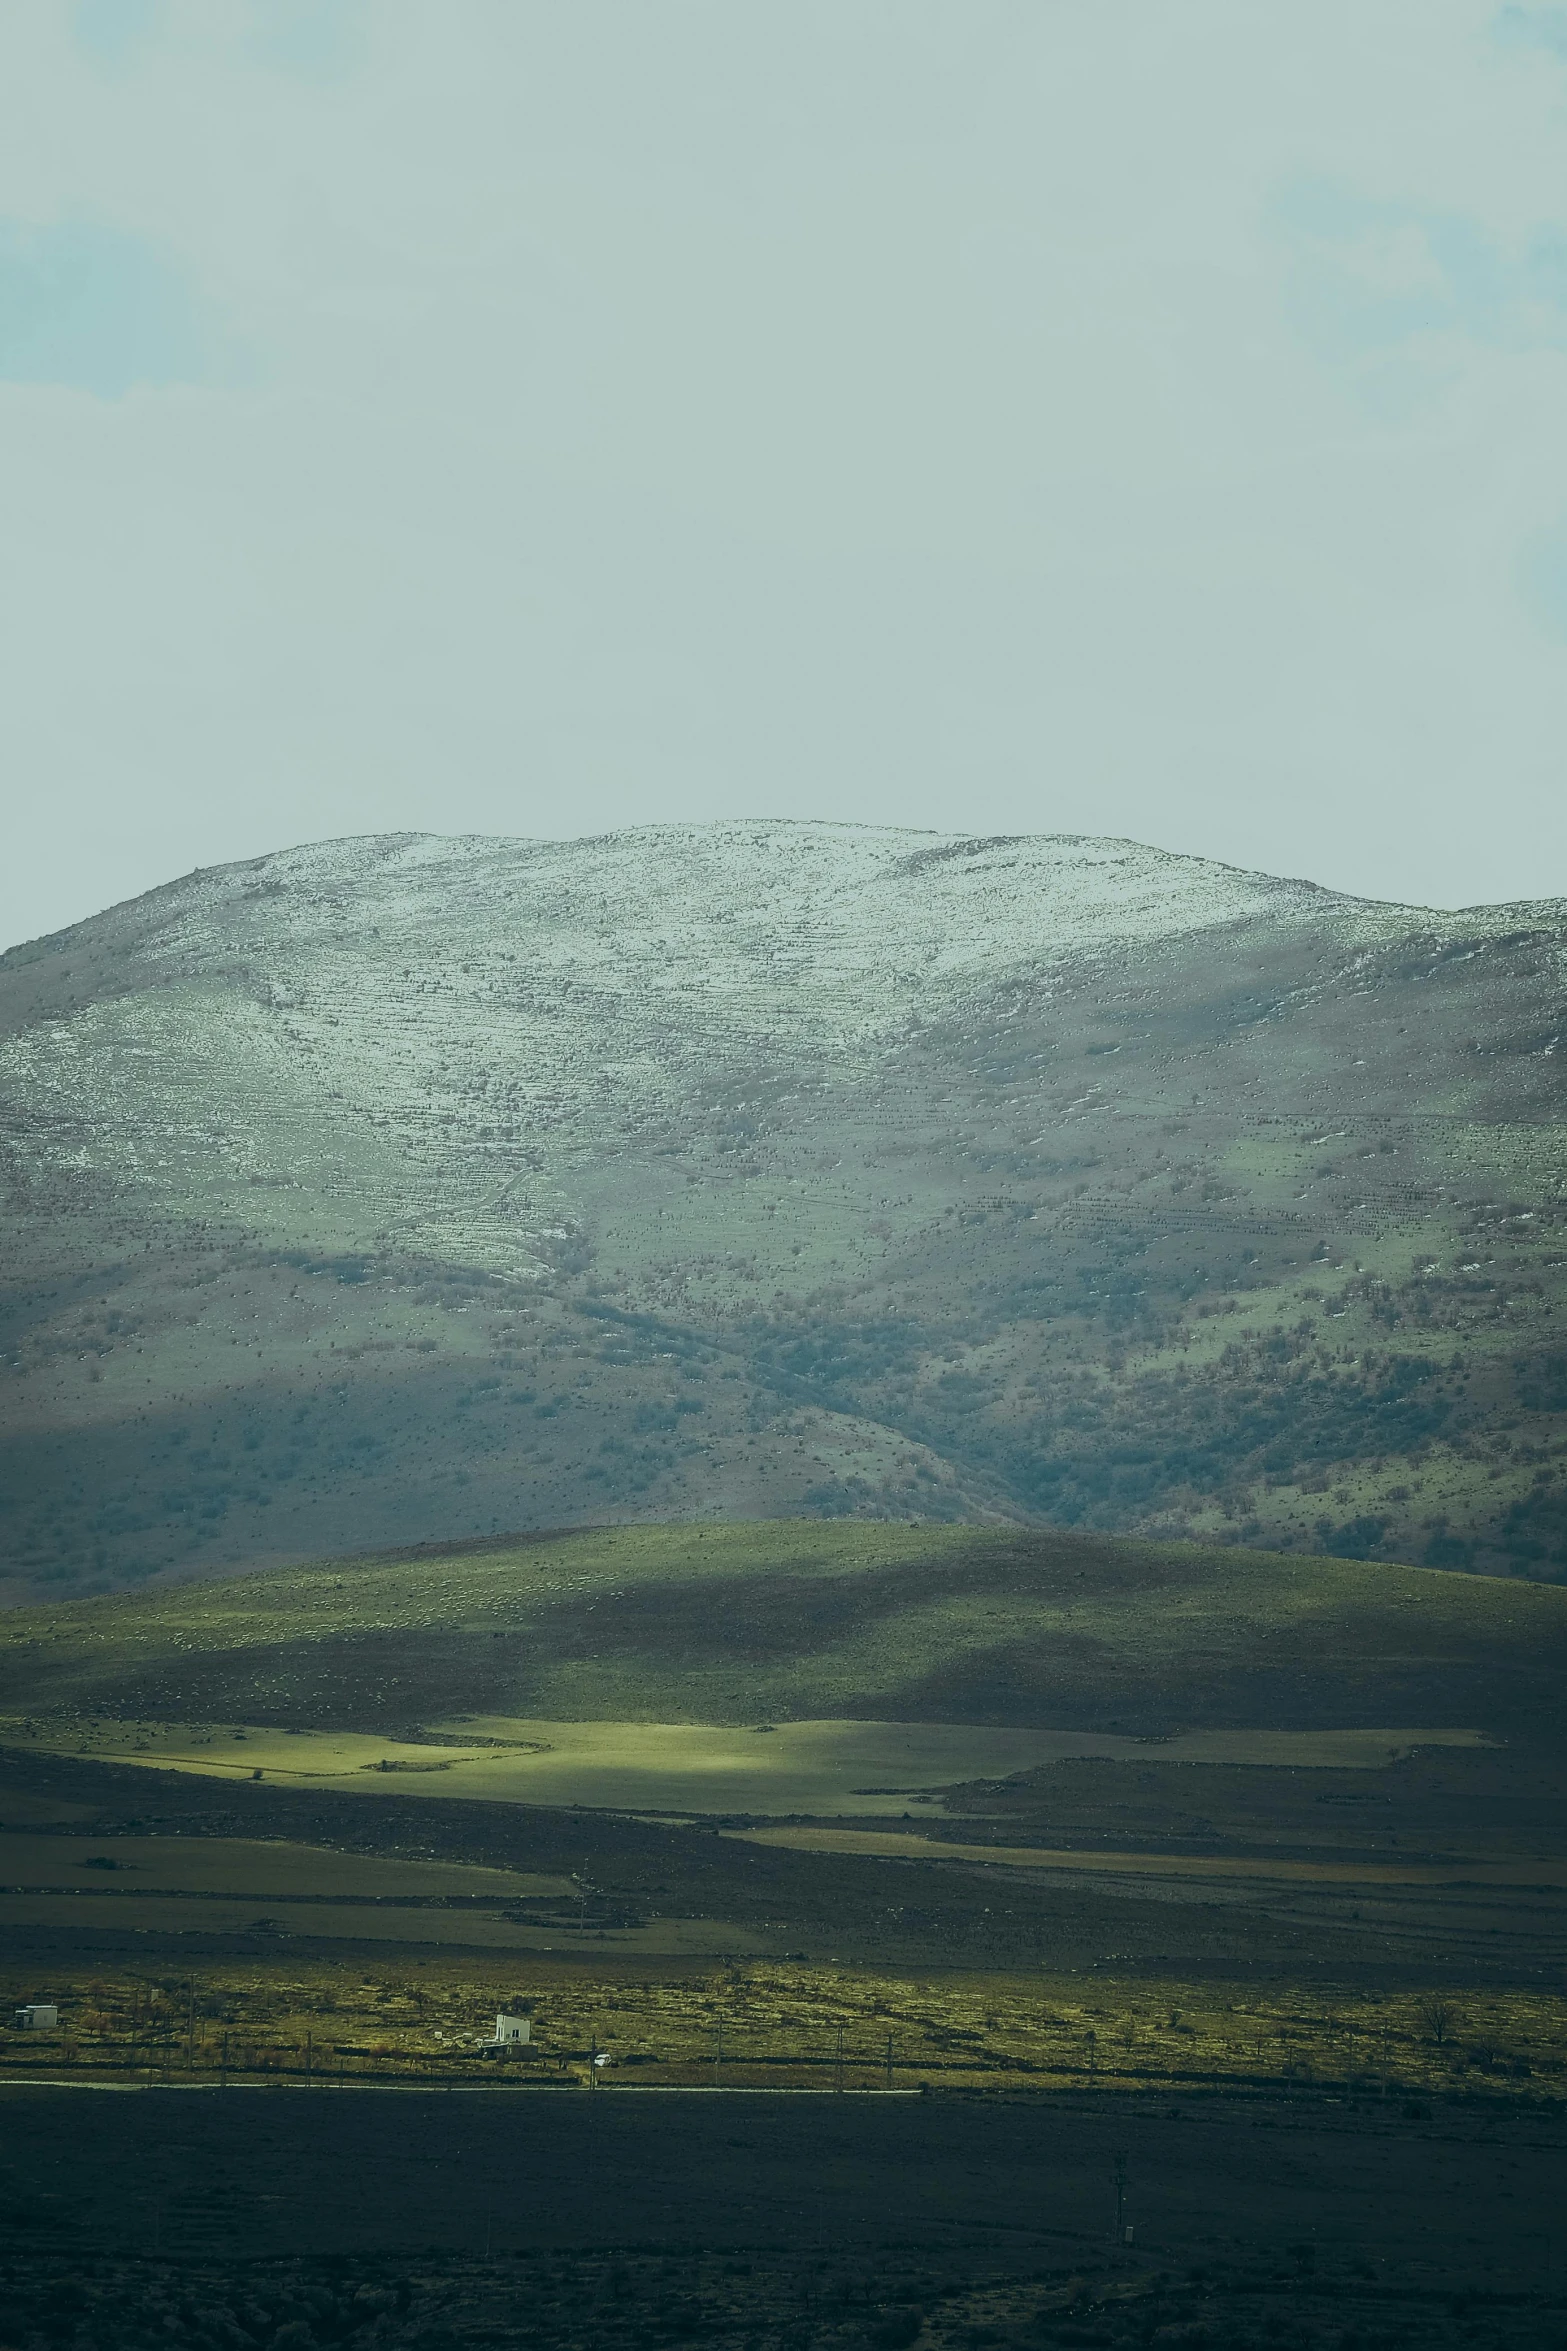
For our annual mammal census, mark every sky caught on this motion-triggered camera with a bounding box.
[3,0,1567,950]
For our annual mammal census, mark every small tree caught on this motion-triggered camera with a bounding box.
[1418,1996,1460,2047]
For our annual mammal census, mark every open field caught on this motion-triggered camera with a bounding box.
[3,1503,1567,2346]
[0,1895,766,1956]
[0,1831,572,1900]
[12,1937,1567,2341]
[0,1830,768,1955]
[725,1823,1567,1891]
[0,1831,748,1954]
[5,1710,1567,1989]
[0,1712,1494,1817]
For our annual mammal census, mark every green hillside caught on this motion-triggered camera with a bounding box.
[5,1521,1564,1740]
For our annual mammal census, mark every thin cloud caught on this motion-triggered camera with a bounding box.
[249,0,366,81]
[1273,176,1567,365]
[1493,5,1567,56]
[73,0,160,67]
[0,216,230,398]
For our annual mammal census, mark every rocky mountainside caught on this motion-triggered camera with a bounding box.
[1,821,1563,1596]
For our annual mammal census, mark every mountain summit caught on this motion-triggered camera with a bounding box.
[2,821,1563,1595]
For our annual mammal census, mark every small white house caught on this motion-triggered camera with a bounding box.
[14,2005,58,2030]
[488,2012,531,2046]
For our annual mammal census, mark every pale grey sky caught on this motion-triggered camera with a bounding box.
[3,0,1567,950]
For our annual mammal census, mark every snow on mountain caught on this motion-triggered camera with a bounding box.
[2,823,1392,1282]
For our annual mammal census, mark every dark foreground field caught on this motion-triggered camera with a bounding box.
[2,2082,1565,2350]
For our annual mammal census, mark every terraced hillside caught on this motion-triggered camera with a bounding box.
[1,822,1564,1594]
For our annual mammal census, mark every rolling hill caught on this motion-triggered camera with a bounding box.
[1,821,1564,1596]
[5,1521,1565,1743]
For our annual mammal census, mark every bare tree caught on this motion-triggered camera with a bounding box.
[1418,1996,1460,2047]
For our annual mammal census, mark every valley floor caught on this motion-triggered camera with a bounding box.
[5,1524,1566,2340]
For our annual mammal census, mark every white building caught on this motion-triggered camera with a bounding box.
[488,2012,531,2046]
[14,2005,58,2030]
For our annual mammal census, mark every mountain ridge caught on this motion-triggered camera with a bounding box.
[16,816,1562,978]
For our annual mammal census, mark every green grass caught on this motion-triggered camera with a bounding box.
[5,1520,1565,1741]
[0,1830,569,1901]
[0,1712,1489,1821]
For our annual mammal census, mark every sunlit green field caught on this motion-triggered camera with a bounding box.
[0,1710,1490,1817]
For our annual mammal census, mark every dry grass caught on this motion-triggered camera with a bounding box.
[727,1823,1567,1889]
[0,1831,573,1900]
[0,1830,767,1956]
[2,1958,1562,2103]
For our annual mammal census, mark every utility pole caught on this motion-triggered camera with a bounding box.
[1112,2151,1129,2248]
[885,2033,894,2092]
[835,2024,845,2094]
[715,2015,725,2073]
[306,2031,313,2086]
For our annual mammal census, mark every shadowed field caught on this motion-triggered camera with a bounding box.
[5,2084,1567,2351]
[2,2076,1564,2351]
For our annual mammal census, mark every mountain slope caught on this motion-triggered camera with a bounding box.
[1,821,1564,1595]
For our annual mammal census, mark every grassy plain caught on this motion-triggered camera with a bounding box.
[0,1830,571,1900]
[723,1823,1567,1891]
[0,1712,1493,1817]
[0,1826,764,1955]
